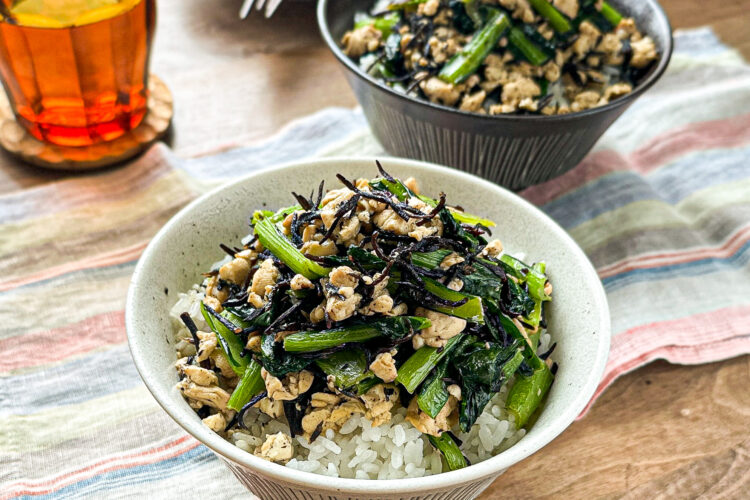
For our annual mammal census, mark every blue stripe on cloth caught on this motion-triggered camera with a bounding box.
[602,238,750,291]
[541,145,750,229]
[0,345,140,417]
[14,444,217,500]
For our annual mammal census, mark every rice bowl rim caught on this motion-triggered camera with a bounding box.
[126,156,611,495]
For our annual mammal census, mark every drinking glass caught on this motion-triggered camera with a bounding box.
[0,0,156,147]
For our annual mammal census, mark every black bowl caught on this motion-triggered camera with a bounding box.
[317,0,673,190]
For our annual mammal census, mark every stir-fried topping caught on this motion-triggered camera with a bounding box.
[175,162,556,470]
[341,0,659,115]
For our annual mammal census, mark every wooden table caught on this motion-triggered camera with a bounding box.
[2,1,748,497]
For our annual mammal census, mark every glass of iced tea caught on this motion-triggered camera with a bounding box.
[0,0,156,147]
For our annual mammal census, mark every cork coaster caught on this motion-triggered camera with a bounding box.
[0,74,172,170]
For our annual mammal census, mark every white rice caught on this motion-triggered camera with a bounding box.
[170,285,552,479]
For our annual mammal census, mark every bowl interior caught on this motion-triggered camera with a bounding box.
[318,0,673,121]
[126,157,610,494]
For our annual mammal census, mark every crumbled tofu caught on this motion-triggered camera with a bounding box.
[358,273,395,316]
[255,397,284,418]
[541,61,561,82]
[245,335,262,353]
[290,274,314,291]
[459,90,487,113]
[301,408,330,437]
[418,0,440,17]
[419,77,462,106]
[325,283,362,322]
[247,291,264,308]
[406,395,458,437]
[413,307,467,348]
[447,384,462,401]
[447,277,464,291]
[210,351,236,379]
[572,21,601,59]
[597,33,623,65]
[501,77,541,109]
[195,330,216,363]
[428,35,460,64]
[499,0,535,23]
[301,223,319,242]
[309,303,326,323]
[342,25,381,58]
[369,352,398,383]
[602,82,633,102]
[219,257,250,285]
[552,0,578,19]
[181,364,219,387]
[571,90,601,112]
[372,197,442,241]
[328,399,367,427]
[250,259,279,297]
[482,239,503,258]
[176,379,230,410]
[328,266,360,288]
[254,432,293,463]
[630,36,658,68]
[361,384,399,427]
[439,252,465,270]
[202,412,226,433]
[310,392,341,408]
[261,369,315,401]
[300,398,366,440]
[301,239,337,257]
[202,295,222,313]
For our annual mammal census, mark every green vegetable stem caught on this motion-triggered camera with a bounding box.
[200,301,248,377]
[528,0,572,33]
[428,432,468,470]
[253,215,330,280]
[396,334,464,393]
[508,26,550,65]
[506,362,554,428]
[439,9,511,84]
[417,357,451,418]
[283,316,431,353]
[226,360,265,411]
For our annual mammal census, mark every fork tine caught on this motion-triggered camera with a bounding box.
[239,0,255,19]
[256,0,266,11]
[265,0,282,17]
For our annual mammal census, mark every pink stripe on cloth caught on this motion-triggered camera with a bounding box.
[522,111,750,206]
[0,311,125,373]
[1,435,199,499]
[580,336,750,417]
[579,304,750,416]
[0,240,147,293]
[597,223,750,279]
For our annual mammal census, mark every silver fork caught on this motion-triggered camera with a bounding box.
[239,0,283,18]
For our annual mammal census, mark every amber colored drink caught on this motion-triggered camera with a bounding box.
[0,0,156,146]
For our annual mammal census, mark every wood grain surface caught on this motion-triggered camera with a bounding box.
[1,1,748,497]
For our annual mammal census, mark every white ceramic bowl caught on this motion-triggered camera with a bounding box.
[126,157,610,500]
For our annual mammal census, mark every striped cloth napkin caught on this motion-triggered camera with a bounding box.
[1,27,749,498]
